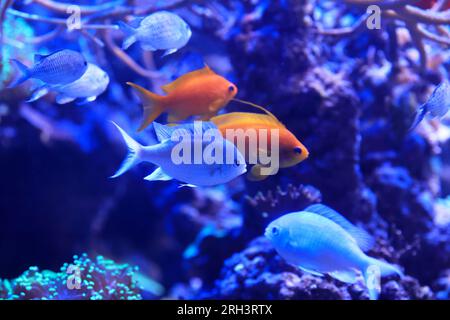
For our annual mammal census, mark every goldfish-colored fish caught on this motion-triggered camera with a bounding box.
[265,204,403,300]
[9,49,88,88]
[127,65,238,132]
[118,11,192,56]
[410,81,450,131]
[27,63,109,105]
[111,121,246,187]
[210,109,309,181]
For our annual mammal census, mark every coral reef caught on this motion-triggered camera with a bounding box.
[0,0,448,301]
[0,254,141,300]
[202,237,433,300]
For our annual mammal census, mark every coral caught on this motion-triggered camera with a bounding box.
[202,237,433,300]
[317,0,450,69]
[0,254,141,300]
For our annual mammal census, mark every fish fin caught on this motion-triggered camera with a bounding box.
[211,112,284,129]
[178,183,198,188]
[362,257,403,300]
[232,98,280,122]
[162,48,178,57]
[110,121,143,178]
[118,21,137,50]
[409,104,427,131]
[247,164,271,181]
[56,94,76,104]
[127,82,165,132]
[34,53,50,63]
[76,96,97,106]
[8,59,31,88]
[304,204,375,252]
[26,85,50,102]
[161,65,216,94]
[298,266,324,277]
[329,270,358,284]
[143,167,172,181]
[153,122,174,142]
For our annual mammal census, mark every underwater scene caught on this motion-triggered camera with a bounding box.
[0,0,449,301]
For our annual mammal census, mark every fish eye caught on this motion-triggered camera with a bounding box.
[271,226,279,236]
[294,147,302,154]
[84,61,87,66]
[228,85,235,93]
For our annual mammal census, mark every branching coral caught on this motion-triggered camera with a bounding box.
[317,0,450,69]
[0,254,141,300]
[0,0,201,81]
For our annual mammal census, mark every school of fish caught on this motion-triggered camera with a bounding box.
[13,8,446,300]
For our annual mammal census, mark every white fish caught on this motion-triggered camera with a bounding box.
[9,49,88,88]
[118,11,192,56]
[265,204,403,300]
[410,81,450,131]
[110,121,247,187]
[27,63,109,105]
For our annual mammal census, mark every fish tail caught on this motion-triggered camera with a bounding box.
[118,21,137,50]
[110,121,143,178]
[127,82,165,132]
[362,256,403,300]
[8,59,31,88]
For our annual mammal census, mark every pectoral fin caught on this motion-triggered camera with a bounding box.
[299,266,324,277]
[144,167,172,182]
[247,164,278,181]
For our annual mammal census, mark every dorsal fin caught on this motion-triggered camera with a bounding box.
[211,112,285,129]
[232,98,279,122]
[155,121,219,141]
[34,53,50,63]
[162,65,215,94]
[304,204,375,252]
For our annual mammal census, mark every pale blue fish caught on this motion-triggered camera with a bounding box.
[110,121,246,187]
[265,204,403,300]
[27,63,109,105]
[9,49,88,88]
[118,11,192,56]
[410,81,450,131]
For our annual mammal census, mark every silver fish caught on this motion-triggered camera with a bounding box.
[410,81,450,131]
[110,121,247,187]
[118,11,192,56]
[265,204,402,300]
[27,63,109,105]
[9,49,88,88]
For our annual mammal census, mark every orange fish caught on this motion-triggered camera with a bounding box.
[210,109,309,181]
[127,65,238,131]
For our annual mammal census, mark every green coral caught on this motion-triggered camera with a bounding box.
[1,15,34,87]
[0,254,142,300]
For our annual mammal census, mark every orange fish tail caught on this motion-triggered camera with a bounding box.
[127,82,165,132]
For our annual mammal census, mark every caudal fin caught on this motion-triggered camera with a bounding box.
[127,82,165,132]
[8,59,31,88]
[363,257,403,300]
[110,121,143,178]
[118,21,137,50]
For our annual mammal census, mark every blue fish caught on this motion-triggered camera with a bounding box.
[118,11,192,56]
[9,49,88,88]
[110,121,246,187]
[265,204,403,300]
[410,81,450,131]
